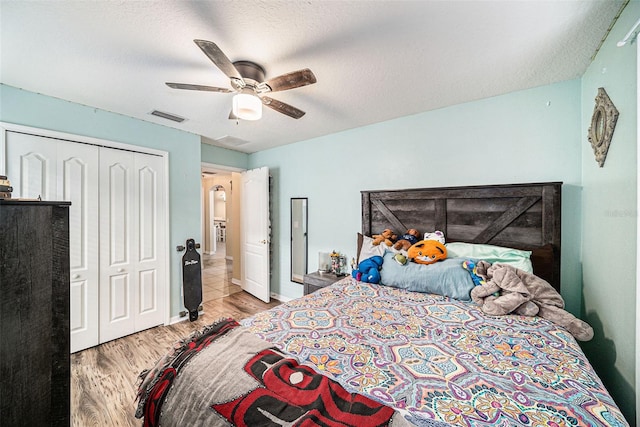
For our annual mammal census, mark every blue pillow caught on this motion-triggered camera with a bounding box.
[379,252,475,301]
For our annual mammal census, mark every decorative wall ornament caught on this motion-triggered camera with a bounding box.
[588,87,619,167]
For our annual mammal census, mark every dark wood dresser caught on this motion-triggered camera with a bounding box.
[0,200,71,426]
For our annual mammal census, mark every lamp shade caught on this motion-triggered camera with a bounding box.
[232,93,262,120]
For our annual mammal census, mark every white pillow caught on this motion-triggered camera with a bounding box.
[358,234,387,261]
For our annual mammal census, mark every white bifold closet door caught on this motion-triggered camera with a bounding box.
[57,141,101,352]
[5,131,166,352]
[98,148,165,343]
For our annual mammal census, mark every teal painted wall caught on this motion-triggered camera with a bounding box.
[580,2,638,422]
[201,140,249,169]
[250,80,584,319]
[0,84,201,319]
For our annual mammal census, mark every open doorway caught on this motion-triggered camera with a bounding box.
[201,167,242,302]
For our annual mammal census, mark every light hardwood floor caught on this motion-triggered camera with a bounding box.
[71,292,281,427]
[201,242,241,302]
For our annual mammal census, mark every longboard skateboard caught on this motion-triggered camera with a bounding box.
[181,238,202,321]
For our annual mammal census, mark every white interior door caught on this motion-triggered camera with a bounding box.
[5,132,57,200]
[58,141,99,353]
[241,167,270,302]
[99,148,136,342]
[99,148,166,342]
[133,152,165,332]
[2,123,168,350]
[5,132,100,352]
[209,187,216,254]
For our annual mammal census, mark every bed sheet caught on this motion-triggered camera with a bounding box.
[241,277,627,426]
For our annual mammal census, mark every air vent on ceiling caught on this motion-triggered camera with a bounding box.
[210,135,250,147]
[150,110,186,123]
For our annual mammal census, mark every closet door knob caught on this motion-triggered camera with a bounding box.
[72,274,80,279]
[117,268,125,273]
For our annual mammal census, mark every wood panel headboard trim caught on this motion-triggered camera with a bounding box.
[361,182,562,290]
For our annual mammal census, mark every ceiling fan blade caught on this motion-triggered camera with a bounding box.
[193,39,243,82]
[166,82,233,93]
[262,68,317,93]
[262,96,306,119]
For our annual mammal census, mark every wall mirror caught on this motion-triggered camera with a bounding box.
[588,87,619,167]
[291,198,308,284]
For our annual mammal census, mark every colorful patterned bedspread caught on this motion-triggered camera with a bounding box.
[241,277,627,426]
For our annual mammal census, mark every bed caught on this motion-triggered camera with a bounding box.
[136,182,628,426]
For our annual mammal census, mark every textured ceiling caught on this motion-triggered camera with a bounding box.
[0,1,625,153]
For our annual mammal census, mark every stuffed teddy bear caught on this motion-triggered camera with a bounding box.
[371,229,397,247]
[407,240,447,265]
[351,255,384,283]
[393,229,421,251]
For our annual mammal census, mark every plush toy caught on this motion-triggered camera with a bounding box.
[392,253,407,265]
[351,255,384,283]
[469,260,594,341]
[423,230,445,244]
[371,229,397,247]
[462,260,488,287]
[407,240,447,265]
[393,229,421,251]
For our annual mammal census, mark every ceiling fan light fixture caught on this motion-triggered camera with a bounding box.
[232,93,262,120]
[167,40,315,120]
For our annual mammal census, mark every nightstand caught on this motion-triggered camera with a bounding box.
[303,271,342,295]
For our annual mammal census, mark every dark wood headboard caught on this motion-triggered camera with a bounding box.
[361,182,562,290]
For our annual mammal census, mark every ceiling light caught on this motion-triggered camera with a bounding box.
[232,93,262,120]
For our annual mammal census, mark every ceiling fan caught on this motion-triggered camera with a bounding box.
[166,39,317,120]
